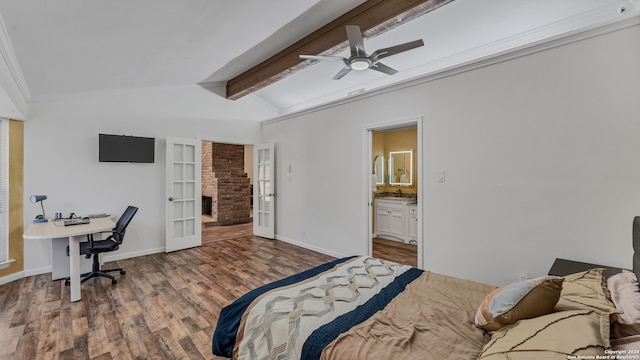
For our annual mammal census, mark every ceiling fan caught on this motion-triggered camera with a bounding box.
[299,25,424,80]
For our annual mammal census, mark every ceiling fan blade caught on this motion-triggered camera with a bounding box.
[333,66,353,80]
[370,62,397,76]
[370,39,424,63]
[345,25,366,58]
[300,55,347,62]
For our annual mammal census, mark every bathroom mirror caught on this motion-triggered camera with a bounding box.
[374,155,385,186]
[388,150,413,186]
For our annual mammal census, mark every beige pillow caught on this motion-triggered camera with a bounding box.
[479,310,608,359]
[555,268,621,348]
[556,268,618,313]
[475,276,564,331]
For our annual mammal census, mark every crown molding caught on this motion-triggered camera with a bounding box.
[28,84,207,104]
[0,13,30,102]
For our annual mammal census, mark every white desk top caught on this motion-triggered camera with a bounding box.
[23,217,116,239]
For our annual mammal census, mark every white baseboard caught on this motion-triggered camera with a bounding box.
[0,271,25,286]
[101,247,165,263]
[274,235,349,259]
[0,247,165,286]
[0,266,52,285]
[25,266,52,277]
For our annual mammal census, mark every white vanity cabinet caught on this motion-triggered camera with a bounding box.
[407,205,418,244]
[374,198,417,244]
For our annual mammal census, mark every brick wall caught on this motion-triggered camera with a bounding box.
[202,142,251,225]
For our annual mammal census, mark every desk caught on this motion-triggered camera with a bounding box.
[24,217,116,302]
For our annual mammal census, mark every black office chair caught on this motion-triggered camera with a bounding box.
[65,206,138,285]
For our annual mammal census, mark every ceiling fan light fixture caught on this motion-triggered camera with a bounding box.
[349,58,371,71]
[300,25,423,80]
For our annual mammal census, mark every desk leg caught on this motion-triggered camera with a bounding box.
[69,235,82,302]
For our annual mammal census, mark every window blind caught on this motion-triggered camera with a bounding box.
[0,118,8,266]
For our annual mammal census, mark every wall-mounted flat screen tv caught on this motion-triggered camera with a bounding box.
[99,133,155,163]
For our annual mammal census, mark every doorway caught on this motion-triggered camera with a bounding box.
[201,141,254,243]
[365,117,423,269]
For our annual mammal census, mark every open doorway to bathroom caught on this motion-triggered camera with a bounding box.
[201,141,254,243]
[367,118,422,268]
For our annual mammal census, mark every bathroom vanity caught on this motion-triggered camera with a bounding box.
[374,197,417,244]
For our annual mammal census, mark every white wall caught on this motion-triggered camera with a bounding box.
[23,85,270,274]
[261,23,640,286]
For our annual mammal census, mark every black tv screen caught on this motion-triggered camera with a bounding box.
[99,134,155,163]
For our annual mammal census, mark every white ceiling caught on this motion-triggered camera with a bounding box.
[0,0,636,117]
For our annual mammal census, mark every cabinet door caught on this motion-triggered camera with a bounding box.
[408,215,418,239]
[376,207,391,233]
[408,207,418,239]
[388,209,405,236]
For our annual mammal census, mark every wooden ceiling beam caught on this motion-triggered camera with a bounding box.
[225,0,454,100]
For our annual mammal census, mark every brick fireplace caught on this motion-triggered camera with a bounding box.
[202,142,251,226]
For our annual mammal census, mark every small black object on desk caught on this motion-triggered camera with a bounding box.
[548,258,627,279]
[63,218,90,226]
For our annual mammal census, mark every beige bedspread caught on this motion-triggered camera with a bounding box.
[320,271,496,360]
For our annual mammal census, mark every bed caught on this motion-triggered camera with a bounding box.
[212,218,640,360]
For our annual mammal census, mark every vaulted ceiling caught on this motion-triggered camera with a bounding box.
[0,0,636,119]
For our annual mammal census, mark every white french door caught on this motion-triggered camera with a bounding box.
[253,143,275,239]
[165,137,202,252]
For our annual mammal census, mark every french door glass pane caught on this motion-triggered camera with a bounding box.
[173,164,183,180]
[185,201,195,218]
[173,220,183,237]
[173,144,183,162]
[174,201,184,218]
[185,164,195,181]
[185,219,195,236]
[185,183,195,199]
[185,145,195,162]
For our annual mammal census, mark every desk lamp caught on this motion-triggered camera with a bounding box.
[30,195,48,223]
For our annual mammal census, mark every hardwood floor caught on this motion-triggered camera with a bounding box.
[202,221,253,244]
[372,237,417,268]
[0,236,335,360]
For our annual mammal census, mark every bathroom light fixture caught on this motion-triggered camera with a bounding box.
[30,195,48,223]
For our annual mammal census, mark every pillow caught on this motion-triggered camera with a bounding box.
[555,268,621,348]
[555,268,618,313]
[479,309,608,359]
[475,276,564,331]
[608,270,640,339]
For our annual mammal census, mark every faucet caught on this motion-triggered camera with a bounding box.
[396,188,402,195]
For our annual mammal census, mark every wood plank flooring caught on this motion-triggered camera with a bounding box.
[0,236,334,360]
[372,237,417,268]
[202,221,253,244]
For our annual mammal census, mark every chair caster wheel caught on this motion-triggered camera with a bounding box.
[120,270,126,275]
[112,279,117,285]
[64,279,70,286]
